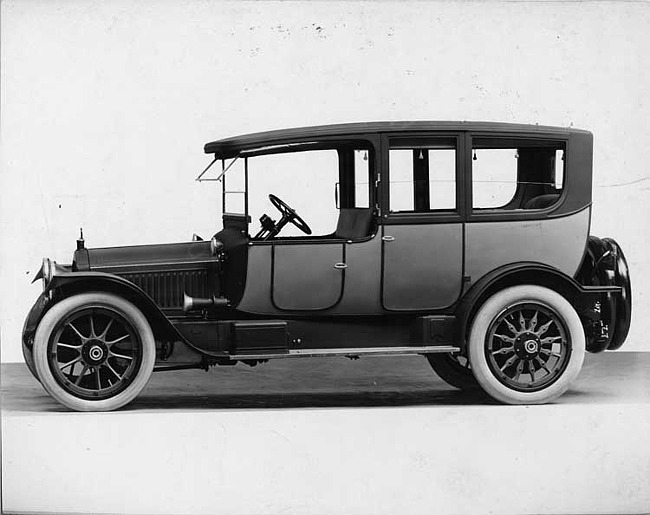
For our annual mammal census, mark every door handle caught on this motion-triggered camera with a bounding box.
[382,235,395,242]
[334,262,347,270]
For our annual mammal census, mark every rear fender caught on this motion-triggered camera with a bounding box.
[455,262,621,353]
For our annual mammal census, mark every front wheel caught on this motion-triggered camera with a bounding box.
[468,285,585,405]
[33,293,156,411]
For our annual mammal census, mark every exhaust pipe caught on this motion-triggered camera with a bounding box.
[183,293,229,312]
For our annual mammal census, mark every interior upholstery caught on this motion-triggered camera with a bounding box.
[335,208,374,239]
[524,194,560,210]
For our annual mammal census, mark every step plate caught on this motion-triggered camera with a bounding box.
[228,345,460,361]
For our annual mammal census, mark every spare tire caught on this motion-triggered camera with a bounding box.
[603,238,632,350]
[579,236,616,353]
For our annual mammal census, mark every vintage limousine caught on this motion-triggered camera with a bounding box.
[22,122,631,411]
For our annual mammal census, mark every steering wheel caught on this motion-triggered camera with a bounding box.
[268,194,312,235]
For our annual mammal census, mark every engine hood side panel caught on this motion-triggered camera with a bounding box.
[73,242,222,314]
[78,241,214,270]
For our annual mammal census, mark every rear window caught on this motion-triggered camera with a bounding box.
[471,138,565,211]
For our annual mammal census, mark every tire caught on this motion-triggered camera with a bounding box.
[468,285,585,405]
[603,238,632,350]
[33,293,156,412]
[580,236,616,352]
[426,353,480,391]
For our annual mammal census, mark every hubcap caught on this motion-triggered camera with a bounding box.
[524,339,539,354]
[89,346,103,361]
[48,307,143,400]
[82,340,108,365]
[485,302,571,392]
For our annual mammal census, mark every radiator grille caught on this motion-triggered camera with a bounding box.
[120,269,209,309]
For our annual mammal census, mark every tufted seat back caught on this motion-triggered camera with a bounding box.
[335,208,374,240]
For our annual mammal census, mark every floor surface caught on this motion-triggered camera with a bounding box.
[4,352,650,413]
[2,352,650,515]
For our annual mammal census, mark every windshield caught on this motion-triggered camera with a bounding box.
[196,155,246,214]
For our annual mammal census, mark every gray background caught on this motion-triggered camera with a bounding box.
[1,0,649,362]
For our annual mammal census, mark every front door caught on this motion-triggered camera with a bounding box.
[380,134,465,311]
[272,242,345,310]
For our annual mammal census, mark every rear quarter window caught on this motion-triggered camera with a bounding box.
[471,138,566,212]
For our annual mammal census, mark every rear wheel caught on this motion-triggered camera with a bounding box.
[426,353,480,390]
[33,293,155,411]
[468,285,585,405]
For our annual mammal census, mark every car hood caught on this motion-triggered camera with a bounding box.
[74,241,215,271]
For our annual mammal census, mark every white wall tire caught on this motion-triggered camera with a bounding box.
[468,285,585,405]
[33,293,156,412]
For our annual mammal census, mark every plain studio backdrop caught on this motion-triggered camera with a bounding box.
[2,3,650,515]
[1,1,649,361]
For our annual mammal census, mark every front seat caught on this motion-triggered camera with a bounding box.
[334,208,374,240]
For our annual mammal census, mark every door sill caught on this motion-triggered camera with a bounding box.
[227,345,460,361]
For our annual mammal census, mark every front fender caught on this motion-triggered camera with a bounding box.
[23,271,203,357]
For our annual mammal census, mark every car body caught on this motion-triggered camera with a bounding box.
[22,121,632,410]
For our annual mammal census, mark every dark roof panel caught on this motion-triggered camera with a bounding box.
[203,121,589,157]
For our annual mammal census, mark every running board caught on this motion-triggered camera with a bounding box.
[227,345,460,361]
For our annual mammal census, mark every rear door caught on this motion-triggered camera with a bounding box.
[381,134,465,311]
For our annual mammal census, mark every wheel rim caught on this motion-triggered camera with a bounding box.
[484,302,571,392]
[47,307,144,400]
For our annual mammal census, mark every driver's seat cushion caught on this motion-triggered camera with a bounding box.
[335,208,374,240]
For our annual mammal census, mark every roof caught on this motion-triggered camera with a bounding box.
[203,121,590,157]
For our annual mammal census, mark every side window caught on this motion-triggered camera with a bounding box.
[354,149,370,208]
[471,138,566,211]
[336,146,374,210]
[471,149,518,209]
[554,149,565,189]
[248,150,340,237]
[388,138,457,213]
[247,143,375,239]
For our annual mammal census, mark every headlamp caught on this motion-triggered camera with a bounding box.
[32,257,55,290]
